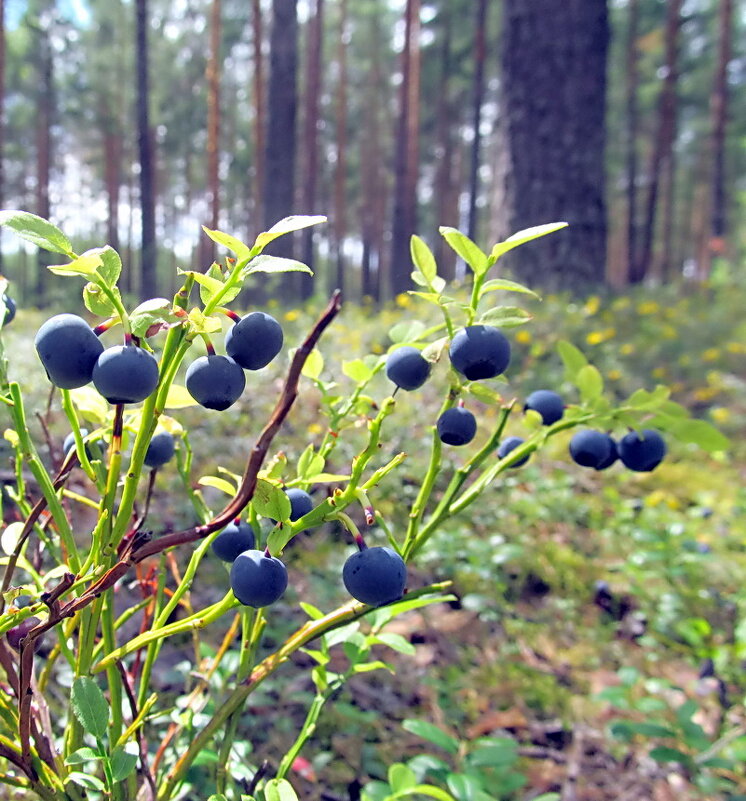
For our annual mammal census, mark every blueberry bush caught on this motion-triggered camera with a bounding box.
[0,210,728,801]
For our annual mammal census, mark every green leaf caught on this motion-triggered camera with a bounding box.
[302,348,324,380]
[478,306,532,327]
[410,235,437,283]
[374,632,416,655]
[163,383,199,409]
[202,227,253,262]
[627,385,670,410]
[490,222,568,261]
[264,777,301,801]
[254,215,327,251]
[208,795,230,801]
[397,786,456,801]
[626,722,676,738]
[187,307,222,335]
[439,227,488,276]
[179,269,225,303]
[304,472,350,482]
[244,255,313,276]
[352,660,392,674]
[576,364,604,402]
[69,387,109,425]
[371,592,455,627]
[0,210,73,255]
[557,340,588,380]
[297,444,325,479]
[48,253,102,278]
[92,246,122,287]
[479,278,540,299]
[83,282,118,317]
[110,746,138,781]
[388,319,426,344]
[130,297,183,338]
[402,719,459,755]
[70,677,109,739]
[649,746,692,765]
[64,747,102,765]
[198,475,237,496]
[446,772,483,801]
[467,744,519,768]
[465,383,502,405]
[66,772,106,792]
[388,763,417,793]
[669,419,729,452]
[299,601,324,620]
[253,478,291,521]
[343,359,374,383]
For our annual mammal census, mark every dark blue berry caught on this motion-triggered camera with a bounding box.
[594,435,618,470]
[285,488,314,521]
[225,312,284,370]
[342,546,407,606]
[3,295,16,325]
[211,521,256,562]
[230,549,288,607]
[93,345,159,404]
[144,430,176,468]
[385,346,431,391]
[449,325,511,381]
[34,314,104,390]
[524,390,564,425]
[185,354,246,411]
[63,429,105,460]
[497,436,530,467]
[569,429,612,468]
[618,429,666,472]
[437,407,477,446]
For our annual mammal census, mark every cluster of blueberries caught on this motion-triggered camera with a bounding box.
[33,310,284,411]
[385,324,667,473]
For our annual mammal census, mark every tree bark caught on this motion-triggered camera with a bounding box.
[332,0,348,297]
[136,0,157,300]
[204,0,221,265]
[496,0,609,292]
[0,0,5,273]
[35,19,53,305]
[251,0,265,239]
[467,0,488,243]
[623,0,639,285]
[389,0,421,299]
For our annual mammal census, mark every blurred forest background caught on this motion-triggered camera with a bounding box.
[0,0,742,305]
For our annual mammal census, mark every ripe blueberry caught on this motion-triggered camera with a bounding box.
[437,406,477,446]
[144,430,176,468]
[342,546,407,606]
[285,488,314,521]
[34,313,104,389]
[63,429,104,460]
[225,311,284,370]
[3,295,16,325]
[524,390,564,425]
[618,429,666,472]
[497,436,530,467]
[449,325,511,381]
[385,346,431,391]
[211,521,256,562]
[594,435,618,471]
[230,549,288,607]
[569,429,612,468]
[93,345,159,404]
[185,354,246,411]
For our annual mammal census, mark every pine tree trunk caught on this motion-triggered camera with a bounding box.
[0,0,5,273]
[251,0,265,239]
[36,22,53,305]
[467,0,488,243]
[332,0,348,297]
[497,0,609,292]
[264,0,298,261]
[635,0,681,285]
[136,0,157,300]
[623,0,639,285]
[204,0,221,266]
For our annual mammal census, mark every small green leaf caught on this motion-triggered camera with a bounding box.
[83,282,118,316]
[627,385,670,410]
[479,278,540,299]
[439,227,488,275]
[163,383,199,409]
[374,632,416,655]
[302,348,324,380]
[343,359,374,383]
[180,269,225,302]
[96,246,123,287]
[110,746,138,781]
[264,777,301,801]
[669,419,729,452]
[352,660,392,674]
[198,476,237,496]
[130,297,182,338]
[244,255,313,276]
[478,306,532,327]
[299,601,324,620]
[66,772,106,792]
[576,364,604,402]
[399,786,456,801]
[304,472,350,482]
[187,307,222,334]
[410,235,437,283]
[71,677,109,739]
[254,478,291,521]
[65,746,102,765]
[557,340,588,379]
[402,719,459,755]
[297,444,325,479]
[388,319,426,344]
[490,222,568,261]
[465,383,502,405]
[254,215,327,251]
[388,763,417,793]
[202,227,253,262]
[48,253,102,278]
[0,210,73,255]
[649,746,692,765]
[446,772,484,801]
[69,387,109,425]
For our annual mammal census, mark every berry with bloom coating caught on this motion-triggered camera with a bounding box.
[618,429,666,472]
[524,390,564,425]
[211,521,256,562]
[569,429,612,468]
[34,314,104,389]
[594,435,618,470]
[385,346,431,391]
[342,546,407,606]
[285,488,314,521]
[185,354,246,411]
[230,549,288,607]
[437,407,477,446]
[93,345,159,404]
[144,430,176,468]
[449,325,511,381]
[3,295,16,325]
[225,312,284,370]
[497,436,530,467]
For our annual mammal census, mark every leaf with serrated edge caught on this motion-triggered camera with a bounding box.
[410,235,437,283]
[254,478,291,521]
[83,282,117,316]
[71,677,109,739]
[479,306,532,327]
[480,278,540,299]
[491,222,568,260]
[0,210,73,255]
[245,255,312,275]
[254,215,327,251]
[110,746,138,781]
[202,227,253,262]
[302,349,324,379]
[439,227,488,275]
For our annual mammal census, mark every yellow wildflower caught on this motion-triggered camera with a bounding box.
[307,422,323,435]
[583,296,600,316]
[395,293,411,308]
[637,301,659,315]
[607,369,622,381]
[711,407,730,424]
[702,348,720,362]
[284,309,300,322]
[620,343,635,355]
[516,330,532,345]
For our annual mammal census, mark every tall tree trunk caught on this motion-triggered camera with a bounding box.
[136,0,157,300]
[389,0,421,299]
[251,0,265,239]
[0,0,5,274]
[332,0,348,297]
[204,0,221,266]
[496,0,609,292]
[36,21,53,305]
[467,0,488,243]
[103,121,122,253]
[299,0,324,298]
[264,0,298,262]
[623,0,639,285]
[634,0,681,285]
[698,0,733,280]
